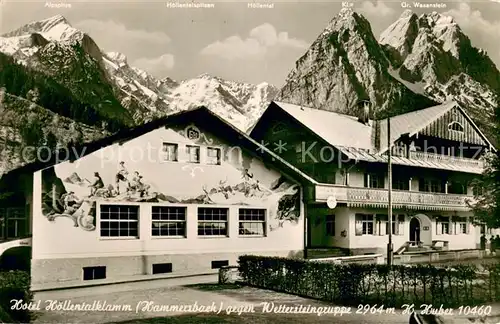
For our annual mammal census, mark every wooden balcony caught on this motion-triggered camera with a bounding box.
[315,185,474,211]
[402,150,484,169]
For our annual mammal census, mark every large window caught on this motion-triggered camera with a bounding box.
[239,208,266,236]
[375,214,394,235]
[455,217,468,234]
[419,179,444,193]
[151,206,186,237]
[206,147,222,165]
[325,215,335,236]
[392,176,409,191]
[473,186,484,196]
[448,181,467,195]
[364,173,385,189]
[186,145,200,163]
[100,205,139,238]
[198,207,228,236]
[436,216,450,235]
[1,207,28,239]
[355,214,374,235]
[163,143,178,162]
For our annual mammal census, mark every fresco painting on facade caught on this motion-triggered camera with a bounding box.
[41,167,96,232]
[40,122,301,232]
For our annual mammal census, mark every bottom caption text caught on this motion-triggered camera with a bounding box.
[10,299,494,317]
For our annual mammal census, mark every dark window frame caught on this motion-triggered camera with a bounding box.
[100,205,139,238]
[151,206,187,237]
[238,208,266,237]
[197,207,229,237]
[163,143,178,162]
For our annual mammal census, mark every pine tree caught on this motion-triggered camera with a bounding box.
[20,118,44,147]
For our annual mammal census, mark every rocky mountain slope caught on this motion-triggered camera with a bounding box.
[379,10,500,127]
[0,89,108,177]
[277,9,438,117]
[0,15,278,130]
[0,15,278,176]
[277,9,499,139]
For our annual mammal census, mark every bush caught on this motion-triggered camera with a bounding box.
[238,255,500,308]
[0,270,32,323]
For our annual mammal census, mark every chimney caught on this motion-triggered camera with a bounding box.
[357,100,371,125]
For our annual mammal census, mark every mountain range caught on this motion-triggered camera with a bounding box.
[0,9,499,176]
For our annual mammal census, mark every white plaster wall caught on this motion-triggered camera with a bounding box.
[345,207,409,250]
[431,211,476,250]
[32,199,303,259]
[342,208,478,251]
[32,124,304,260]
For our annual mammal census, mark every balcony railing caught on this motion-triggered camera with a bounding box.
[315,185,474,211]
[394,150,484,169]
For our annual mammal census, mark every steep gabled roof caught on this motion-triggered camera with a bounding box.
[271,101,373,150]
[378,101,495,153]
[378,101,456,152]
[3,106,317,185]
[259,100,495,154]
[249,100,495,174]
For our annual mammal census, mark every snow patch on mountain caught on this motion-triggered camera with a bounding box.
[379,10,499,127]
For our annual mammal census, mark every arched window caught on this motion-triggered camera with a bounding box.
[272,122,286,134]
[448,121,464,132]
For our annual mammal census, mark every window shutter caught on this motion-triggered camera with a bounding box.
[355,214,363,236]
[436,219,442,235]
[397,215,404,235]
[364,174,368,188]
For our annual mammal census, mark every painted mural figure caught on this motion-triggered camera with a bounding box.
[89,172,104,197]
[62,191,82,214]
[115,161,129,195]
[129,171,150,198]
[241,168,253,181]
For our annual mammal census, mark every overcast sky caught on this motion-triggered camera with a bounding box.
[2,0,500,86]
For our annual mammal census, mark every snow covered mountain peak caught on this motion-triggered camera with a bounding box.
[105,52,128,65]
[379,9,499,134]
[196,72,215,80]
[380,10,463,60]
[325,7,365,32]
[2,14,82,44]
[338,7,355,19]
[399,9,414,19]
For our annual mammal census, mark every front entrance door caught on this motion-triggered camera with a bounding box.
[409,217,420,244]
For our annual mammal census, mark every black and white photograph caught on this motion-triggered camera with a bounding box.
[0,0,499,322]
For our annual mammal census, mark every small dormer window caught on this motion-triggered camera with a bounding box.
[448,121,464,132]
[272,122,286,134]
